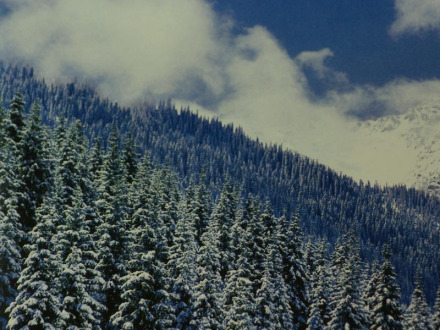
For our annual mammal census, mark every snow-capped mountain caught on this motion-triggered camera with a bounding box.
[359,104,440,197]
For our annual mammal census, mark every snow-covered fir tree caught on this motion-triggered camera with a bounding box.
[94,127,129,327]
[59,247,104,329]
[432,287,440,330]
[111,160,174,329]
[0,201,22,329]
[306,240,331,329]
[404,271,432,329]
[254,233,294,329]
[167,197,198,328]
[191,216,224,329]
[211,180,239,279]
[223,210,256,329]
[368,245,403,330]
[4,93,26,146]
[327,234,368,329]
[6,197,65,329]
[17,101,50,230]
[190,179,212,247]
[278,211,309,329]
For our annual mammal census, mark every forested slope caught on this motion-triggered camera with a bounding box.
[1,100,439,328]
[0,65,439,305]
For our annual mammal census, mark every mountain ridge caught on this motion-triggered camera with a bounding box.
[359,104,440,197]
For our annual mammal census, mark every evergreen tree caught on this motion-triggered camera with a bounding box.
[94,129,129,327]
[328,235,368,329]
[211,180,238,279]
[168,199,198,329]
[89,137,104,184]
[5,93,26,145]
[0,202,22,328]
[223,205,256,329]
[150,167,180,252]
[18,101,50,230]
[111,197,174,329]
[6,198,65,329]
[363,261,380,316]
[190,179,212,247]
[59,247,104,329]
[433,287,440,330]
[404,271,432,330]
[51,185,105,324]
[191,218,224,329]
[278,212,309,329]
[121,131,138,184]
[0,102,7,149]
[306,240,330,329]
[242,197,266,297]
[254,235,294,329]
[368,245,403,330]
[112,157,174,329]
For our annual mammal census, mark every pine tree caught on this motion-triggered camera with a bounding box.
[432,287,440,330]
[404,271,432,329]
[121,131,138,184]
[278,212,309,329]
[328,234,368,329]
[51,185,105,325]
[191,218,224,329]
[18,101,51,230]
[89,137,104,183]
[0,125,28,250]
[363,260,380,316]
[306,240,330,329]
[254,235,294,329]
[111,157,175,329]
[59,247,104,329]
[6,198,66,329]
[150,167,180,251]
[223,238,256,329]
[0,102,7,149]
[168,199,198,329]
[94,128,129,327]
[5,93,26,145]
[0,202,22,328]
[111,195,174,329]
[368,245,403,330]
[211,180,238,279]
[242,196,265,295]
[190,179,212,247]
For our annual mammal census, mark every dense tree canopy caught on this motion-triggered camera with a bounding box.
[0,67,439,327]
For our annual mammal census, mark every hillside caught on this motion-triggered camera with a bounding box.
[0,65,439,304]
[359,104,440,197]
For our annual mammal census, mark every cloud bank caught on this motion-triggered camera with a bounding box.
[390,0,440,36]
[0,0,439,185]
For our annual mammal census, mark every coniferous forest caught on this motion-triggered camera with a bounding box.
[0,65,440,328]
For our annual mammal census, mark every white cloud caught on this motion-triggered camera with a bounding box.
[390,0,440,36]
[0,0,440,186]
[327,79,440,117]
[296,48,333,78]
[0,0,227,103]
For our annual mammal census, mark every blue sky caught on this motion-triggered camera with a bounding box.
[0,0,439,183]
[217,0,440,88]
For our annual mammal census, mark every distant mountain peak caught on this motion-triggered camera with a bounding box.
[360,103,440,198]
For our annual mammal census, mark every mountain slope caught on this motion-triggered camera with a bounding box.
[0,65,439,303]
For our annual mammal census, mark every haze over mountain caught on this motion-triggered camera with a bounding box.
[0,0,439,188]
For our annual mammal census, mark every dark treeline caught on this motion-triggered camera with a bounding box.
[1,95,439,329]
